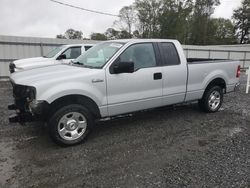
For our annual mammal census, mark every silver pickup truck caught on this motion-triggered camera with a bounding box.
[8,39,240,146]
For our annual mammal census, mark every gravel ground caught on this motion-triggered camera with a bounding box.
[0,75,249,188]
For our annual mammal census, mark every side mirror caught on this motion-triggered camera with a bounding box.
[57,54,67,60]
[113,61,134,74]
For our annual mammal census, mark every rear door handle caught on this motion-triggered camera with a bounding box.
[154,73,162,80]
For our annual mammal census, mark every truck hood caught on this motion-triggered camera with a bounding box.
[10,64,98,87]
[13,57,56,69]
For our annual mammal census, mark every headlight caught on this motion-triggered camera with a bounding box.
[26,86,36,100]
[9,62,16,73]
[29,100,49,115]
[13,85,36,100]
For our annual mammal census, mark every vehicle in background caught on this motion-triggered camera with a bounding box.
[8,39,240,146]
[9,44,94,73]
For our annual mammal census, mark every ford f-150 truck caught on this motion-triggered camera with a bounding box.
[9,44,94,73]
[8,39,240,146]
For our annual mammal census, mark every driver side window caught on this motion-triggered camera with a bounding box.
[62,47,81,59]
[119,43,156,70]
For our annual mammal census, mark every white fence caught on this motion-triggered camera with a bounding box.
[0,35,99,78]
[183,45,250,69]
[0,35,250,78]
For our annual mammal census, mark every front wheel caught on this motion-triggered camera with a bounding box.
[48,104,94,146]
[199,86,223,113]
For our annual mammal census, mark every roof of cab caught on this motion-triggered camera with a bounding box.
[63,43,95,47]
[108,38,179,44]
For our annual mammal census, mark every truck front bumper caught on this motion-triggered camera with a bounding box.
[8,100,49,124]
[8,111,35,123]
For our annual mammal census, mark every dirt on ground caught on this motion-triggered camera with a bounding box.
[0,75,249,188]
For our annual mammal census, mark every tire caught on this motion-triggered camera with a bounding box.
[198,86,223,113]
[48,104,94,146]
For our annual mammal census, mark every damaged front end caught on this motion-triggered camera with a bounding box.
[8,81,49,124]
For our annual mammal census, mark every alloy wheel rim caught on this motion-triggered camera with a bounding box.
[208,91,221,110]
[58,112,87,141]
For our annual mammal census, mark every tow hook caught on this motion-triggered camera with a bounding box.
[8,103,34,124]
[8,104,17,110]
[9,114,19,123]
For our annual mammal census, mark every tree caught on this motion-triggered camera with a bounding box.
[90,33,107,40]
[209,18,237,44]
[202,18,237,45]
[105,28,133,39]
[233,0,250,44]
[189,0,220,45]
[56,34,66,39]
[119,30,132,39]
[56,29,83,39]
[134,0,162,38]
[105,28,120,39]
[65,29,83,39]
[114,5,136,36]
[133,30,141,38]
[159,0,193,44]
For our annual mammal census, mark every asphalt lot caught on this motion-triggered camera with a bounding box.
[0,75,249,188]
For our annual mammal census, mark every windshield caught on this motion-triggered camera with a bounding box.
[44,46,64,58]
[73,42,124,68]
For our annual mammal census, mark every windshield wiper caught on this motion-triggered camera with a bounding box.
[82,65,96,68]
[71,61,99,69]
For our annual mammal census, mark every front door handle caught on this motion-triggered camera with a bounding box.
[92,79,104,83]
[154,73,162,80]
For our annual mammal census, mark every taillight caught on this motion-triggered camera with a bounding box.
[236,65,241,78]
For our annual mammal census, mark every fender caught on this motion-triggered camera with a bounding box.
[202,69,228,91]
[36,81,107,107]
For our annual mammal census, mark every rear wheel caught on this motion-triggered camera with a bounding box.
[48,104,94,146]
[199,86,223,113]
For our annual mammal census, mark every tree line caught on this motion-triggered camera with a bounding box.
[56,0,250,45]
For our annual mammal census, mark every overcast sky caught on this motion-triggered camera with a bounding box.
[0,0,242,38]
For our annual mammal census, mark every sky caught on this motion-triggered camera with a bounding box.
[0,0,242,38]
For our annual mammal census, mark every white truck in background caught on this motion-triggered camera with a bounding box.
[8,39,241,146]
[9,44,94,73]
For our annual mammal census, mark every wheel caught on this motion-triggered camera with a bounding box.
[48,104,94,146]
[198,86,223,113]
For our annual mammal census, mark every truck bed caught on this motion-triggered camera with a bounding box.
[185,59,240,102]
[187,58,229,64]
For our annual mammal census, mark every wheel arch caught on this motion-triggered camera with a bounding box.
[202,77,226,98]
[206,77,226,90]
[49,94,101,119]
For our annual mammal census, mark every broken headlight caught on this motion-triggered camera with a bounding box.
[13,84,36,100]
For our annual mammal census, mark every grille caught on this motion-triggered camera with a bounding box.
[11,83,28,112]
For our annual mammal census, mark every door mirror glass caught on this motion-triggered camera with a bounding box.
[113,61,134,74]
[57,54,67,60]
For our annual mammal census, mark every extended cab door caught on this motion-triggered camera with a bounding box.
[106,43,163,116]
[158,42,188,105]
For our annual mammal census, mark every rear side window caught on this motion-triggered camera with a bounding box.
[160,43,180,66]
